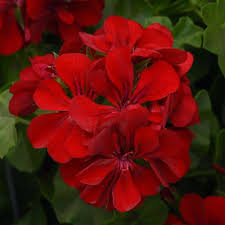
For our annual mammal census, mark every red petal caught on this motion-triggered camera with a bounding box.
[106,47,133,99]
[9,91,37,116]
[33,79,71,111]
[27,112,68,148]
[47,118,74,163]
[60,159,84,188]
[104,16,129,48]
[70,95,115,133]
[158,48,193,76]
[26,0,50,20]
[127,19,143,48]
[78,158,117,185]
[58,22,81,41]
[113,169,141,212]
[88,58,121,107]
[170,95,199,127]
[205,196,225,225]
[60,39,83,54]
[65,124,89,158]
[88,127,118,156]
[9,80,37,94]
[19,66,40,81]
[134,126,159,158]
[132,60,180,104]
[180,194,206,225]
[57,7,75,24]
[137,23,173,49]
[79,32,110,53]
[133,165,160,196]
[72,0,103,27]
[56,53,91,95]
[0,10,23,55]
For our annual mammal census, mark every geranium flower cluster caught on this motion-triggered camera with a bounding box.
[165,193,225,225]
[9,16,200,212]
[0,0,104,55]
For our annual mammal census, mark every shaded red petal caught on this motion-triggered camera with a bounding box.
[180,194,206,225]
[56,53,91,95]
[27,112,68,149]
[57,7,75,24]
[19,66,40,81]
[134,126,159,158]
[60,39,83,54]
[72,0,103,27]
[9,91,37,116]
[137,23,173,49]
[0,10,23,55]
[165,215,184,225]
[26,0,50,20]
[33,79,71,111]
[106,47,133,100]
[113,169,141,212]
[88,58,121,107]
[47,118,74,163]
[58,22,81,41]
[78,158,117,185]
[132,165,160,196]
[70,95,115,133]
[60,159,84,188]
[65,125,89,158]
[79,32,110,53]
[205,196,225,225]
[132,60,180,104]
[88,127,118,156]
[170,95,199,127]
[158,49,193,76]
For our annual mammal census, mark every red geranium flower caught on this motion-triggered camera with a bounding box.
[25,0,104,47]
[0,0,23,55]
[60,121,191,212]
[165,194,225,225]
[79,15,192,77]
[9,54,56,116]
[27,53,96,163]
[70,46,180,135]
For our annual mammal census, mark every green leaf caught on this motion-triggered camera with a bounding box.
[144,16,173,29]
[13,203,47,225]
[214,129,225,165]
[202,0,225,76]
[52,172,112,225]
[102,195,168,225]
[7,124,45,173]
[103,0,152,25]
[172,17,203,49]
[218,54,225,75]
[0,90,17,158]
[190,90,219,156]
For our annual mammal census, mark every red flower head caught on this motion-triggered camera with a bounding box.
[9,54,56,116]
[25,0,104,48]
[165,194,225,225]
[60,120,191,212]
[70,47,180,136]
[79,15,193,77]
[27,53,96,163]
[0,0,23,55]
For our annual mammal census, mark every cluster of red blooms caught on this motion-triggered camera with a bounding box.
[0,0,104,55]
[165,193,225,225]
[9,16,201,212]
